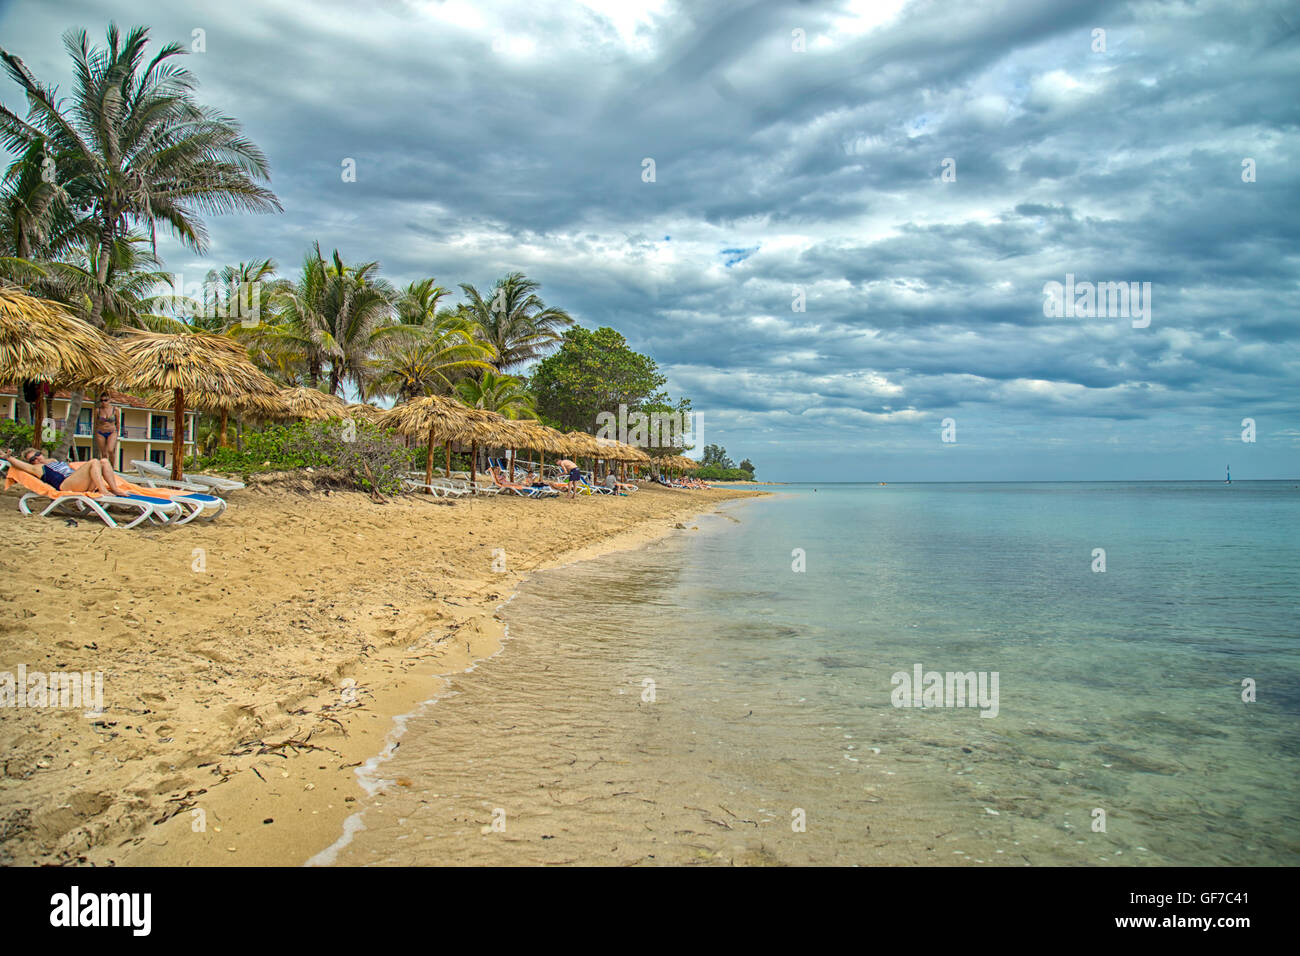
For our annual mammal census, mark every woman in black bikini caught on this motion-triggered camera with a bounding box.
[93,394,120,464]
[2,447,130,495]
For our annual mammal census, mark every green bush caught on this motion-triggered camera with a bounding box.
[694,465,756,481]
[195,419,420,496]
[0,419,49,455]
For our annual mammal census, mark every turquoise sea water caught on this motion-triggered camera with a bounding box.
[328,482,1299,866]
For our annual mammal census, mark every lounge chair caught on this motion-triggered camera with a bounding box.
[402,474,471,498]
[132,459,246,493]
[2,462,182,529]
[114,475,228,524]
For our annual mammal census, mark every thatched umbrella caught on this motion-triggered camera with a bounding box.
[0,287,123,434]
[274,386,349,422]
[345,402,385,423]
[507,421,568,479]
[117,330,278,480]
[460,408,519,484]
[602,439,650,480]
[379,395,498,490]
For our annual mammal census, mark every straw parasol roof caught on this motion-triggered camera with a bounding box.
[144,386,282,416]
[663,455,698,471]
[513,421,569,455]
[0,287,122,385]
[116,330,278,479]
[562,430,606,458]
[594,437,651,462]
[344,402,385,423]
[380,394,510,486]
[274,386,349,422]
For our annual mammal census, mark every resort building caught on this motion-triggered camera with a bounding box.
[1,386,196,472]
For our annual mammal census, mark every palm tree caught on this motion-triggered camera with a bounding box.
[243,245,401,397]
[372,316,494,403]
[455,370,537,419]
[316,249,396,396]
[396,277,452,327]
[0,23,281,454]
[458,272,573,372]
[242,247,330,387]
[195,257,279,332]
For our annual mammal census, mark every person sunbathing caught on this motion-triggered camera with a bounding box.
[602,472,635,493]
[490,467,535,491]
[2,448,130,496]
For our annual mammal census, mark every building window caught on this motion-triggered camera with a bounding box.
[149,449,167,466]
[149,413,172,441]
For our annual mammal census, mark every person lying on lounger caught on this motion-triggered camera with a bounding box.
[2,448,131,496]
[523,471,568,492]
[490,467,537,491]
[603,472,635,493]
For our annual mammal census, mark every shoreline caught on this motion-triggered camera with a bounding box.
[0,480,766,866]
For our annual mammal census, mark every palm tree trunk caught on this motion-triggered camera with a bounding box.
[57,229,114,460]
[171,388,186,481]
[33,386,45,445]
[424,425,435,492]
[56,391,84,459]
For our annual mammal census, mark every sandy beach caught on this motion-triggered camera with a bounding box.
[0,478,764,866]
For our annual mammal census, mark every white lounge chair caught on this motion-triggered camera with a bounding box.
[132,459,246,493]
[114,474,228,523]
[402,474,471,498]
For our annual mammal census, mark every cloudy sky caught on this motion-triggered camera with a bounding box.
[4,0,1298,481]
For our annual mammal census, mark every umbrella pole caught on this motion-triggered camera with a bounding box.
[470,441,478,485]
[508,448,515,482]
[425,424,436,492]
[445,440,451,479]
[220,408,230,447]
[33,388,44,446]
[171,387,186,481]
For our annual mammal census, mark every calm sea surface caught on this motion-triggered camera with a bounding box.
[324,482,1299,866]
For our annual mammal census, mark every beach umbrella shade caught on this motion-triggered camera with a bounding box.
[562,430,603,459]
[379,394,491,489]
[274,386,350,422]
[0,287,124,433]
[509,421,568,478]
[117,330,279,480]
[344,402,385,423]
[458,408,518,484]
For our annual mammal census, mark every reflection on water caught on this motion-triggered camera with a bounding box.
[328,484,1300,866]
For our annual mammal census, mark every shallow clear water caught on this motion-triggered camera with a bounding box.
[327,482,1300,866]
